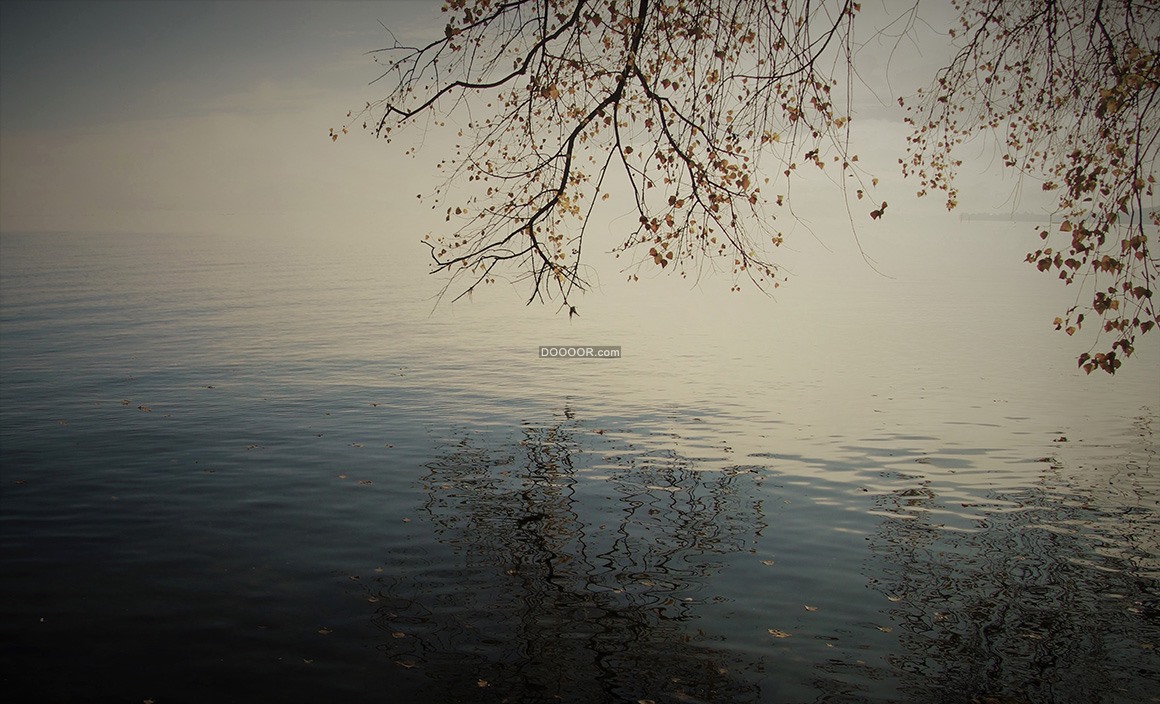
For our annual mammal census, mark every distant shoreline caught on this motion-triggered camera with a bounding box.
[961,206,1158,223]
[959,213,1056,223]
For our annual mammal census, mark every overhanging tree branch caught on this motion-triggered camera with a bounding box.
[341,0,1158,374]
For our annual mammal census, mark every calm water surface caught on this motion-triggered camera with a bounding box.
[1,230,1157,703]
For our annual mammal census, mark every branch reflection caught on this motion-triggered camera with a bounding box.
[864,414,1159,704]
[367,405,768,703]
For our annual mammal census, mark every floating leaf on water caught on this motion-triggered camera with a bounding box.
[768,629,792,638]
[877,626,892,633]
[391,631,406,639]
[402,517,412,523]
[137,405,151,412]
[887,595,903,602]
[302,659,313,664]
[396,659,418,669]
[357,480,373,485]
[804,605,818,612]
[476,680,489,688]
[318,627,332,635]
[351,443,364,448]
[761,560,774,566]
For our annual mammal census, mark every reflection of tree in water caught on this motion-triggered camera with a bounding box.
[365,405,768,703]
[865,414,1159,704]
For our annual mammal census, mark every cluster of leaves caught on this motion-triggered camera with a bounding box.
[343,0,873,309]
[902,0,1159,373]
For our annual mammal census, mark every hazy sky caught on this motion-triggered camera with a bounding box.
[0,0,452,238]
[0,0,1041,243]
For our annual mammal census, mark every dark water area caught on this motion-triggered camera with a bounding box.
[1,231,1157,703]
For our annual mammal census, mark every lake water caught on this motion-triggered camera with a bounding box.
[1,228,1157,703]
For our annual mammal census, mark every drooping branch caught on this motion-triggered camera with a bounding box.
[903,0,1158,373]
[344,0,869,311]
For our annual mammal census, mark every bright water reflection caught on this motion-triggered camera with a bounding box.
[0,230,1157,703]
